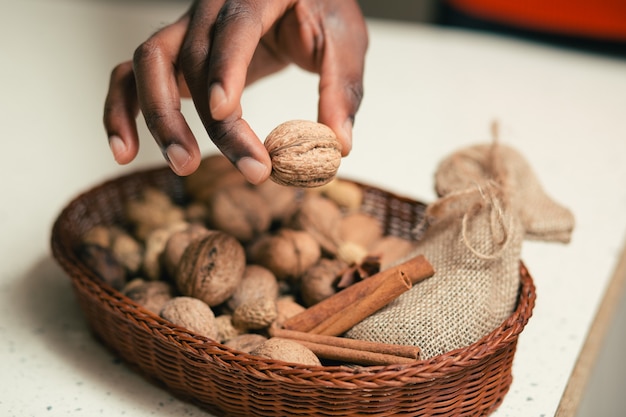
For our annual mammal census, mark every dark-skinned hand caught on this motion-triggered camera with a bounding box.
[103,0,368,184]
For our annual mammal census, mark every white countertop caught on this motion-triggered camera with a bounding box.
[2,1,626,416]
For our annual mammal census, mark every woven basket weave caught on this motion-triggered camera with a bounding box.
[50,165,536,417]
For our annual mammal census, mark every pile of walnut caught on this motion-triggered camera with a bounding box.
[79,154,416,366]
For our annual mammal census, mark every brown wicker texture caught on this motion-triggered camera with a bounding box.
[50,165,536,417]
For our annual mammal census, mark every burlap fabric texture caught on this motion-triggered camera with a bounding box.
[346,142,575,358]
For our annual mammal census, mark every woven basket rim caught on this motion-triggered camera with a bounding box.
[50,164,536,386]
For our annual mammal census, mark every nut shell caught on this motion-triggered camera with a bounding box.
[232,297,278,330]
[227,265,279,311]
[224,333,268,354]
[160,296,217,340]
[122,279,174,314]
[265,120,342,188]
[161,223,212,279]
[247,229,321,281]
[176,231,246,306]
[251,338,321,366]
[273,296,307,329]
[300,258,347,307]
[214,315,242,343]
[207,185,271,242]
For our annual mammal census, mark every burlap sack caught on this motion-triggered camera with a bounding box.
[346,141,574,358]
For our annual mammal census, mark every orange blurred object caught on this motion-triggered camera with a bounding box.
[448,0,626,41]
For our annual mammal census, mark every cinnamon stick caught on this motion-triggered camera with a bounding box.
[310,269,411,336]
[283,338,417,366]
[270,327,421,360]
[282,255,434,332]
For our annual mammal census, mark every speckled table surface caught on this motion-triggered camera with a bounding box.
[2,1,626,416]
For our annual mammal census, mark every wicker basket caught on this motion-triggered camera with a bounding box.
[50,165,536,417]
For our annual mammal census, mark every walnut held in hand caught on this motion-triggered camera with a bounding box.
[264,120,342,188]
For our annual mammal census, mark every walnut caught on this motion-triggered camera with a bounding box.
[82,225,143,276]
[109,228,143,276]
[214,314,242,343]
[207,185,271,242]
[227,265,279,311]
[368,235,417,270]
[273,296,306,329]
[264,120,342,188]
[251,338,321,366]
[175,232,246,307]
[335,212,384,265]
[142,221,189,281]
[300,258,348,307]
[224,333,268,354]
[82,225,110,248]
[184,154,246,201]
[247,229,321,281]
[122,279,174,314]
[339,212,383,249]
[227,265,279,330]
[125,187,185,241]
[78,243,126,290]
[159,296,217,340]
[253,180,301,224]
[184,201,210,224]
[316,178,364,212]
[161,223,212,279]
[291,194,342,254]
[232,298,278,330]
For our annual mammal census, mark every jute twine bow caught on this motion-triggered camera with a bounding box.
[419,181,513,260]
[416,126,514,260]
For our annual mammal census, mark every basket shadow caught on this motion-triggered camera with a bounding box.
[11,254,214,416]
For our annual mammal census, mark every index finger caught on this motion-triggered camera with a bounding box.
[316,1,368,156]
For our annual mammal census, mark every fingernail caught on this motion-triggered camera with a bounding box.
[341,119,353,154]
[108,135,126,163]
[236,157,269,185]
[209,83,227,119]
[164,144,191,174]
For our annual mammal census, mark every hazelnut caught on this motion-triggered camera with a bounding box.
[264,120,342,188]
[251,338,321,366]
[176,231,246,306]
[159,296,217,340]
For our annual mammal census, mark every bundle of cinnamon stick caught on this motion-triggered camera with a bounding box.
[272,255,434,366]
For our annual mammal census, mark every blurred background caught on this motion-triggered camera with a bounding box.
[357,2,626,417]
